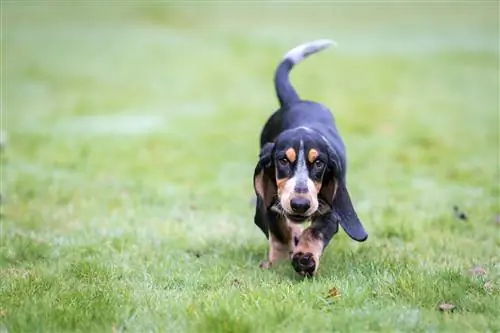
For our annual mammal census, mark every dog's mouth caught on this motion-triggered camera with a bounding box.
[286,213,310,223]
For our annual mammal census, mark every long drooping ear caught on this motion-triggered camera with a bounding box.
[253,142,277,209]
[320,143,368,242]
[333,181,368,242]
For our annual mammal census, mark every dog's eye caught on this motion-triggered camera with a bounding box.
[278,158,289,166]
[314,159,325,168]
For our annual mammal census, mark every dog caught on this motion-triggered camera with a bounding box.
[252,39,368,277]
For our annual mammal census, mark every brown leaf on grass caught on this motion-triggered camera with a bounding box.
[438,303,455,312]
[468,266,487,276]
[326,287,340,298]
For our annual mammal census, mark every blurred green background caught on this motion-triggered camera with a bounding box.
[1,1,499,332]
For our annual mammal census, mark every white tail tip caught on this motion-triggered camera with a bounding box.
[283,39,337,64]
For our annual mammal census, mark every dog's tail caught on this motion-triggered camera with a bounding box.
[274,39,336,107]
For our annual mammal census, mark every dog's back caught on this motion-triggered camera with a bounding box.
[260,40,343,155]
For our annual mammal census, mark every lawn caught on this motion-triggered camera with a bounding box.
[1,1,499,332]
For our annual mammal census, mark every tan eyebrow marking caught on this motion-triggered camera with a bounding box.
[285,148,296,163]
[308,149,319,163]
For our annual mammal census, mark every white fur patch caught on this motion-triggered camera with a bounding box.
[279,176,319,216]
[283,39,337,64]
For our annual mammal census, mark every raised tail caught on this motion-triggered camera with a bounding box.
[274,39,336,107]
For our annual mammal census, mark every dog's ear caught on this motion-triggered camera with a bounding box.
[333,181,368,242]
[253,142,277,209]
[320,146,368,242]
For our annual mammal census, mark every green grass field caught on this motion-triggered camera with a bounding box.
[1,1,499,332]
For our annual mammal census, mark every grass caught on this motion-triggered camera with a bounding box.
[1,1,499,332]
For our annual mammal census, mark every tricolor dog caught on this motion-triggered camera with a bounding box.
[253,39,368,277]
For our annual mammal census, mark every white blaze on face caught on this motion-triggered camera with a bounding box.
[279,140,319,216]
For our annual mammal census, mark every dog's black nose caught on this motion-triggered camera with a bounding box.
[290,197,311,214]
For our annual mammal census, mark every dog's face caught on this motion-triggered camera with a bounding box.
[254,127,341,223]
[274,130,330,221]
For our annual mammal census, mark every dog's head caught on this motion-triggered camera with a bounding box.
[254,127,341,223]
[254,126,367,241]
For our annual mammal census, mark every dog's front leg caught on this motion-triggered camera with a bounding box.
[260,212,303,269]
[291,214,339,277]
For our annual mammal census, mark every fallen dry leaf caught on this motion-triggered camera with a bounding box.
[327,287,340,298]
[468,266,487,276]
[438,303,455,312]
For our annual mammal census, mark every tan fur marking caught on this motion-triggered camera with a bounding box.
[254,170,265,199]
[285,148,297,163]
[268,234,291,263]
[276,177,289,192]
[307,149,319,163]
[261,217,303,269]
[255,169,279,208]
[292,227,325,275]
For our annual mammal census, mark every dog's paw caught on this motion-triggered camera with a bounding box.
[291,252,316,277]
[259,260,272,269]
